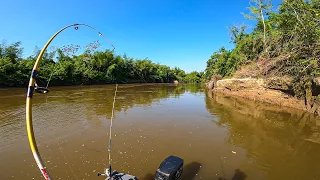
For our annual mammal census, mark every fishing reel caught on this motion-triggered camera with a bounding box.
[34,82,50,94]
[35,86,50,94]
[98,167,138,180]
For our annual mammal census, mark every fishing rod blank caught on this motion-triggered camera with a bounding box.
[26,23,115,180]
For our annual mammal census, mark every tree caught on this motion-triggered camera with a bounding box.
[228,25,248,44]
[1,41,23,63]
[0,41,201,87]
[204,0,320,99]
[243,0,272,53]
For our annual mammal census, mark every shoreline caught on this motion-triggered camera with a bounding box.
[206,78,320,116]
[0,82,180,90]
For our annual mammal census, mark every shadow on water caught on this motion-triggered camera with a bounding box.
[141,173,154,180]
[141,162,201,180]
[231,169,247,180]
[179,162,202,180]
[219,169,247,180]
[142,162,246,180]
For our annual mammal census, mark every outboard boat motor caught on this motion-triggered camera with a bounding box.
[98,156,183,180]
[154,156,184,180]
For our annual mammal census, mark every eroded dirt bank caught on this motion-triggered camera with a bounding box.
[206,77,320,115]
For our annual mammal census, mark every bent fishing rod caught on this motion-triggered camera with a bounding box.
[26,24,184,180]
[25,23,116,180]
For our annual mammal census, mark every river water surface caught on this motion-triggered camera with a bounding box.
[1,84,320,180]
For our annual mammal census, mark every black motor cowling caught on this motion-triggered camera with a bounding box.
[154,156,183,180]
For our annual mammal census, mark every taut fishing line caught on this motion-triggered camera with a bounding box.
[107,84,118,176]
[26,24,115,180]
[27,23,185,180]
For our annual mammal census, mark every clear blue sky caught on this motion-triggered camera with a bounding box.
[0,0,282,72]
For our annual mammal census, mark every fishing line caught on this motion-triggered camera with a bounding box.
[27,23,154,180]
[31,112,79,180]
[46,64,58,89]
[107,84,118,173]
[34,24,115,95]
[219,155,227,179]
[51,134,79,180]
[26,24,116,180]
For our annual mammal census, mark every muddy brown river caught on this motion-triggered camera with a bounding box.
[1,84,320,180]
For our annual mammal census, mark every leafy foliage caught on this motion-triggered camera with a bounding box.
[204,0,320,98]
[0,41,203,87]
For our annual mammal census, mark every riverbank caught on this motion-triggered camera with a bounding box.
[206,77,320,116]
[202,0,319,118]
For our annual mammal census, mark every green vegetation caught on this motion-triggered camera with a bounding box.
[0,41,203,87]
[204,0,320,98]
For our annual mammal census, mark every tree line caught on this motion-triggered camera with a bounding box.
[0,41,204,87]
[204,0,320,98]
